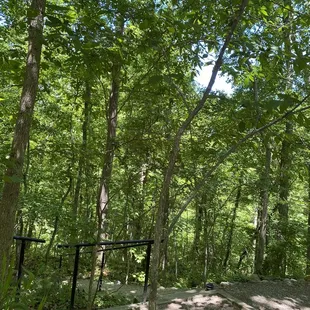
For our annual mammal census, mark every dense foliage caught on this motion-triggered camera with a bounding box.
[1,0,310,308]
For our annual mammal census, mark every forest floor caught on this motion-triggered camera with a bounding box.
[77,279,310,309]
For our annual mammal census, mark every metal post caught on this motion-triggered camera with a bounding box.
[98,252,105,291]
[15,239,26,301]
[70,246,80,310]
[143,243,152,302]
[13,236,45,300]
[17,240,26,286]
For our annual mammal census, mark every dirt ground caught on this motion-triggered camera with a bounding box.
[157,292,239,310]
[78,279,310,309]
[222,280,310,310]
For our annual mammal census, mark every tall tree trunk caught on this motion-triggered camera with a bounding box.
[193,203,203,254]
[87,21,124,310]
[97,39,123,240]
[273,122,292,276]
[0,0,45,271]
[254,143,271,275]
[306,164,310,275]
[223,178,242,270]
[15,141,30,269]
[278,121,292,276]
[148,1,249,308]
[273,0,293,277]
[72,81,91,239]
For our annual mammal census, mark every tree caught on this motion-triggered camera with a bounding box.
[254,142,272,274]
[149,0,249,308]
[0,0,46,270]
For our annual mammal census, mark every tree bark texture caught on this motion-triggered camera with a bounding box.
[254,142,271,275]
[0,0,45,270]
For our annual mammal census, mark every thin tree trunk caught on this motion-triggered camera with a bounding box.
[148,1,249,308]
[193,203,203,254]
[72,82,90,239]
[271,0,293,277]
[203,207,210,285]
[223,178,242,270]
[15,141,30,268]
[306,164,310,275]
[97,48,123,240]
[0,1,45,271]
[254,143,271,275]
[87,21,124,310]
[273,121,292,277]
[45,177,72,260]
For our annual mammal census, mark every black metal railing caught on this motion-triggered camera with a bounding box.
[57,239,155,310]
[13,236,46,295]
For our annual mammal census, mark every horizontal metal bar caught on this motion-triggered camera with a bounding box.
[57,238,155,249]
[61,242,152,256]
[99,242,151,252]
[14,236,46,243]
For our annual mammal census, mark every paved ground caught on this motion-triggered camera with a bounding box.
[77,280,240,309]
[77,279,310,309]
[223,280,310,310]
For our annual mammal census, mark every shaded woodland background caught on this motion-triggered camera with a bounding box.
[0,0,310,308]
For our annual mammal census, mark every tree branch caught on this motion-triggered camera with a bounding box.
[167,93,310,236]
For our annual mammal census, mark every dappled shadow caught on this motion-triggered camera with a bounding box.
[160,293,237,309]
[250,295,310,310]
[224,281,310,310]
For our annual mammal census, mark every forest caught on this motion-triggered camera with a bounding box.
[0,0,310,309]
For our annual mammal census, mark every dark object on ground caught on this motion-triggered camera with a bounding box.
[205,282,214,290]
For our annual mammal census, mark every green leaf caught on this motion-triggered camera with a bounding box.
[6,303,28,310]
[238,121,246,132]
[293,57,308,74]
[265,99,281,110]
[260,6,268,16]
[46,3,70,12]
[37,296,48,310]
[149,75,163,84]
[168,27,175,33]
[139,20,149,30]
[304,116,310,127]
[83,42,100,49]
[296,113,305,126]
[46,15,62,27]
[278,94,299,103]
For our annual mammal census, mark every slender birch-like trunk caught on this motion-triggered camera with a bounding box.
[0,0,46,271]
